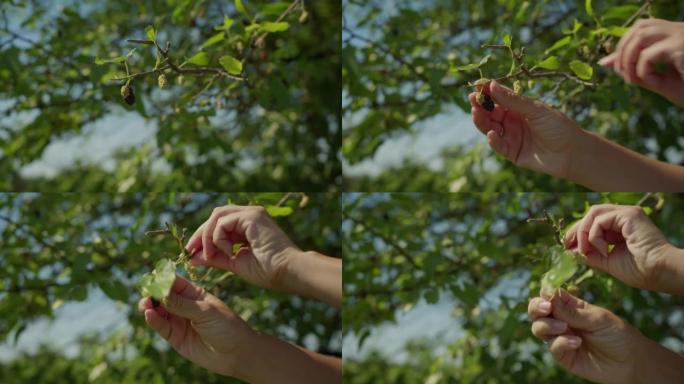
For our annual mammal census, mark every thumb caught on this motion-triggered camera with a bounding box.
[162,290,208,322]
[550,290,611,331]
[489,80,546,118]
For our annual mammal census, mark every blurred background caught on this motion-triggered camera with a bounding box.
[0,0,340,192]
[0,192,341,383]
[342,192,684,382]
[342,0,684,191]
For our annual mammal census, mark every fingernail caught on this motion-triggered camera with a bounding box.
[597,56,609,66]
[567,336,582,348]
[539,300,551,313]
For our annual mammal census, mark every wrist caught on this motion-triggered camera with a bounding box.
[272,247,308,293]
[634,331,684,384]
[652,243,684,295]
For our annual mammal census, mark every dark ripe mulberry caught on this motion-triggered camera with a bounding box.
[120,84,135,106]
[478,92,495,111]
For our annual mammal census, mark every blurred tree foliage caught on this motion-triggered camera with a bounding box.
[342,0,684,191]
[0,0,340,191]
[342,192,684,382]
[0,192,340,383]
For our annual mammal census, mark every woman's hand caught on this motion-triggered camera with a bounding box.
[528,290,684,384]
[139,275,343,383]
[138,275,254,378]
[599,18,684,108]
[185,205,299,291]
[469,80,587,180]
[563,204,684,295]
[185,205,342,308]
[469,81,684,191]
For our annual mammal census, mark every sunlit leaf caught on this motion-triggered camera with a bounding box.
[569,59,593,80]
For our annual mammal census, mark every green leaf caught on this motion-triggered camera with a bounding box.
[545,36,572,54]
[541,248,578,296]
[603,5,640,21]
[199,32,225,50]
[187,52,209,66]
[607,26,628,37]
[219,55,243,75]
[585,0,594,17]
[137,259,176,301]
[94,55,125,65]
[502,33,511,47]
[569,60,593,80]
[218,15,234,31]
[235,0,248,17]
[261,21,289,33]
[266,205,294,217]
[145,25,156,42]
[536,56,560,70]
[125,48,136,58]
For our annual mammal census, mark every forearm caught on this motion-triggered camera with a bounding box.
[651,243,684,296]
[235,331,341,384]
[634,334,684,384]
[282,250,342,308]
[569,130,684,191]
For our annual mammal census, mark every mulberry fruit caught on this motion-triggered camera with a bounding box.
[120,84,135,106]
[477,92,495,111]
[158,74,167,89]
[513,80,522,96]
[151,298,160,307]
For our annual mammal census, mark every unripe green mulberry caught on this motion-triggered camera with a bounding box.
[158,74,167,89]
[513,80,522,96]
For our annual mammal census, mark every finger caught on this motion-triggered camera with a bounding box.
[614,19,648,74]
[636,41,671,84]
[598,52,617,68]
[143,307,172,340]
[576,204,614,256]
[550,290,610,331]
[563,221,580,250]
[588,211,619,257]
[531,318,568,339]
[528,297,553,320]
[488,81,547,119]
[622,29,663,83]
[162,290,208,322]
[486,129,511,160]
[171,274,206,300]
[213,214,239,258]
[548,335,582,362]
[138,297,153,312]
[202,206,249,261]
[185,222,206,259]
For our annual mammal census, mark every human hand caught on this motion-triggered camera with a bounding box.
[529,290,646,384]
[185,205,300,291]
[563,204,671,292]
[469,80,587,179]
[599,18,684,107]
[138,275,254,378]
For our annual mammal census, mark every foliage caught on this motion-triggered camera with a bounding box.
[0,0,341,191]
[342,192,684,382]
[0,192,341,383]
[342,0,684,191]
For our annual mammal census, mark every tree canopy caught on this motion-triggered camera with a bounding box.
[342,192,684,382]
[342,0,684,191]
[0,192,341,383]
[0,0,340,192]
